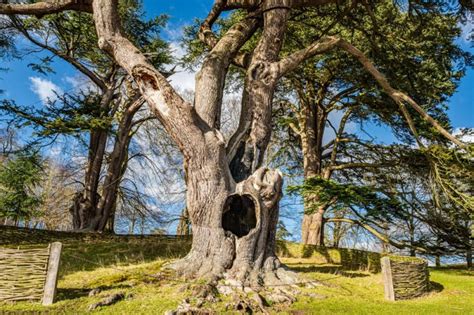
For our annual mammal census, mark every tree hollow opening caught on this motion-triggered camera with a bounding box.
[222,194,257,238]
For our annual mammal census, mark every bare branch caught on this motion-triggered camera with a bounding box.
[335,39,464,147]
[327,162,386,171]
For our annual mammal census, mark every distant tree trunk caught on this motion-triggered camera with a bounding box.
[92,97,142,232]
[70,128,108,230]
[176,208,191,236]
[70,94,142,232]
[409,208,416,257]
[467,239,472,269]
[302,207,325,246]
[70,89,114,231]
[296,95,329,246]
[435,255,441,267]
[332,220,344,248]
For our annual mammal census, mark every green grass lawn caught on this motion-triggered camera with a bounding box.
[0,234,472,314]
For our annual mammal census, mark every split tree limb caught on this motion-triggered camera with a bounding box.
[195,8,259,128]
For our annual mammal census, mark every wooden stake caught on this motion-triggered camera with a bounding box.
[381,256,395,301]
[42,242,62,306]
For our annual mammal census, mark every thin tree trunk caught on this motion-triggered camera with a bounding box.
[467,239,472,269]
[70,127,108,230]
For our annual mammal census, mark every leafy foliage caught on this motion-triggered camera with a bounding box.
[288,176,403,219]
[0,151,44,221]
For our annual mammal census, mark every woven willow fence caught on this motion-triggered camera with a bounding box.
[0,242,62,305]
[381,256,430,301]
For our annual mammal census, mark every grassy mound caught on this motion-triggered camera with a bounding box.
[0,227,472,314]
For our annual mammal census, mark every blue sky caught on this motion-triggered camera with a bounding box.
[0,0,472,238]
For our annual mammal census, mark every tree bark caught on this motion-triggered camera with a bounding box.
[301,207,325,246]
[70,127,108,230]
[298,94,328,246]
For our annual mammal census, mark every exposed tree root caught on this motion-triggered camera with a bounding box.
[165,265,325,314]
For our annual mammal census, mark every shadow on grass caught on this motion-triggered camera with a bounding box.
[288,264,370,278]
[429,281,444,293]
[56,284,132,301]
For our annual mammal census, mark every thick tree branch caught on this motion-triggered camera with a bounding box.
[195,11,259,128]
[275,36,340,77]
[91,0,209,157]
[0,0,92,15]
[277,35,464,147]
[226,7,289,167]
[328,109,351,171]
[198,1,259,70]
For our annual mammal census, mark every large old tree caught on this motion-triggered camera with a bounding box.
[0,0,467,285]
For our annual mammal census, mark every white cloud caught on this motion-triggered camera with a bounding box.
[453,127,474,143]
[29,77,63,105]
[167,42,196,92]
[458,21,472,43]
[64,75,98,94]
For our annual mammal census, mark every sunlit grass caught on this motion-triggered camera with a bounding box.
[0,236,472,314]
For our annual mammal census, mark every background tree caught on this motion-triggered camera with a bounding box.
[272,0,471,245]
[0,0,171,232]
[0,151,43,225]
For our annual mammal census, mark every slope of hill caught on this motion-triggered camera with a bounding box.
[0,226,472,314]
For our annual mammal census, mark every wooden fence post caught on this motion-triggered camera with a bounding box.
[381,256,395,301]
[42,242,62,306]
